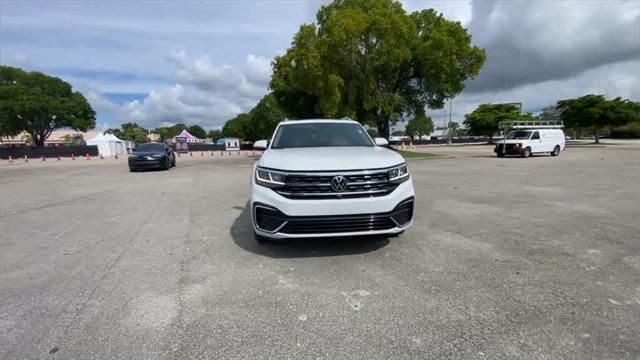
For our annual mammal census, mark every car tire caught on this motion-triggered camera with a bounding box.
[497,151,505,158]
[129,167,137,172]
[171,156,176,167]
[550,145,560,157]
[521,147,531,158]
[164,158,170,170]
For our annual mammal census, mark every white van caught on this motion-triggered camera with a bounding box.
[495,128,566,158]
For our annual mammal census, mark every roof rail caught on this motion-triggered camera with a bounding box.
[499,120,564,129]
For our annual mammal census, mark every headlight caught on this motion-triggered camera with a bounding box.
[152,154,164,158]
[388,164,410,183]
[514,143,522,148]
[255,167,286,188]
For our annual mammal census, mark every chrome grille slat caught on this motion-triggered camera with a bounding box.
[274,168,398,199]
[286,182,331,187]
[276,189,388,197]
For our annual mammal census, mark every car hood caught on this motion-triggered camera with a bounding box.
[258,146,404,171]
[131,151,164,156]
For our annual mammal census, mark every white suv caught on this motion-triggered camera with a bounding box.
[251,119,415,242]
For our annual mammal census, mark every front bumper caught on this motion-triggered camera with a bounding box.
[129,157,165,169]
[494,144,524,155]
[251,177,415,239]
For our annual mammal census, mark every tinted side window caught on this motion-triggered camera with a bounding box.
[531,131,540,140]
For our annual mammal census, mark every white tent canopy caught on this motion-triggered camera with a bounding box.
[86,133,128,157]
[172,129,204,143]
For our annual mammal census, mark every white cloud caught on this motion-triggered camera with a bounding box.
[93,51,273,129]
[245,54,273,85]
[427,59,640,124]
[167,50,242,92]
[401,0,472,24]
[121,84,239,127]
[465,0,640,92]
[84,90,122,116]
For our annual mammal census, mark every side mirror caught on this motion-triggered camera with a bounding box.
[253,140,269,150]
[374,137,389,146]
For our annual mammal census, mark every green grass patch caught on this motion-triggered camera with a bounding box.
[397,150,437,159]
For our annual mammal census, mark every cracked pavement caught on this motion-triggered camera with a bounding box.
[1,146,639,359]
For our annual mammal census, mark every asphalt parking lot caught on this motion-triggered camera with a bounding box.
[1,145,639,359]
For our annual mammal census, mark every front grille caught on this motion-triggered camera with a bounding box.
[281,214,396,234]
[253,198,414,235]
[274,169,398,199]
[496,144,522,153]
[131,160,162,167]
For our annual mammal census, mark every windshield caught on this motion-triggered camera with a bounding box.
[506,130,532,140]
[270,122,374,149]
[135,143,165,152]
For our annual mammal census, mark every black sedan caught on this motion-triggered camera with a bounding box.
[128,143,176,172]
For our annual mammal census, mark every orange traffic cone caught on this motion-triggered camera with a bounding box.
[42,154,46,161]
[85,153,91,160]
[8,155,14,164]
[201,151,204,157]
[190,152,193,157]
[24,155,28,162]
[115,153,119,160]
[56,154,61,161]
[220,150,223,156]
[210,151,213,156]
[100,153,104,160]
[71,153,76,160]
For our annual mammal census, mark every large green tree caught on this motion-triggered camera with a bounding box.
[249,93,288,140]
[218,93,288,141]
[405,113,434,139]
[221,113,255,140]
[464,103,535,140]
[538,105,561,121]
[270,0,485,138]
[187,124,207,139]
[105,122,149,143]
[557,95,640,143]
[207,129,222,142]
[152,123,187,141]
[0,66,96,147]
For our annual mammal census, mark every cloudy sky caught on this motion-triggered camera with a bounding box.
[1,0,638,131]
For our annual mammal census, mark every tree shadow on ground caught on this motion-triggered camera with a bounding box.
[230,203,390,259]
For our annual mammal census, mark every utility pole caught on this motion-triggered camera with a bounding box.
[447,99,453,145]
[443,108,447,145]
[443,108,447,128]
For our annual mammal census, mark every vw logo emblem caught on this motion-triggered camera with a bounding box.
[330,175,348,192]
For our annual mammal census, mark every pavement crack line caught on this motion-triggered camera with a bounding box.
[49,198,162,350]
[0,192,107,219]
[165,195,195,357]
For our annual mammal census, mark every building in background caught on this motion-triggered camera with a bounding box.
[0,130,102,146]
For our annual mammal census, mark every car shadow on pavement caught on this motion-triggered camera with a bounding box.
[230,203,390,258]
